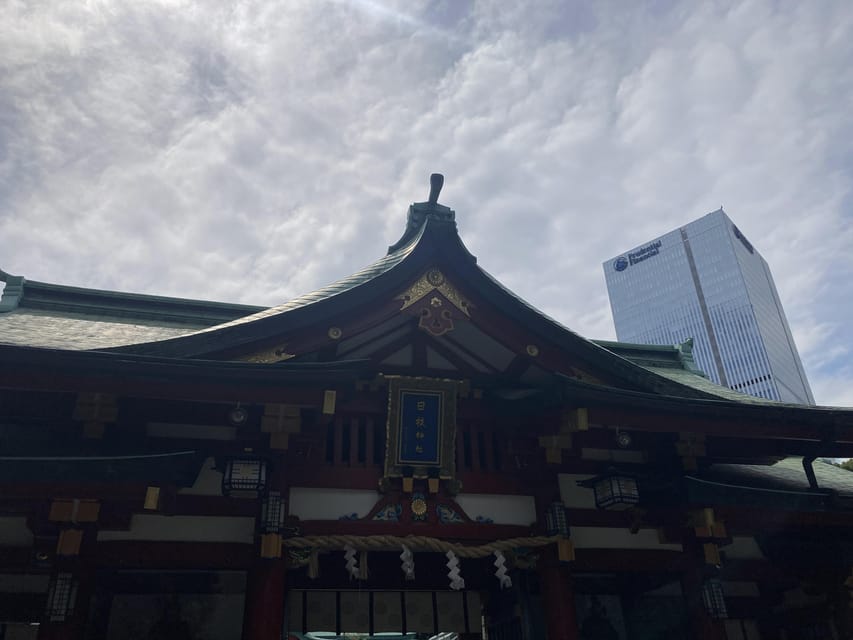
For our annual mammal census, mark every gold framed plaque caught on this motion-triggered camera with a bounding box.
[384,376,458,480]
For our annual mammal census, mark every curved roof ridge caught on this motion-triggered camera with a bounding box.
[469,263,721,399]
[101,218,430,356]
[187,218,427,336]
[0,266,263,322]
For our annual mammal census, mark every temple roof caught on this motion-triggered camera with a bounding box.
[687,457,853,512]
[0,175,840,411]
[704,457,853,497]
[0,273,751,405]
[0,267,261,349]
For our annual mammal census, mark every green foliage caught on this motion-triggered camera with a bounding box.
[832,458,853,471]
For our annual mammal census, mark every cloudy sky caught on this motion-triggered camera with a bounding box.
[2,1,852,405]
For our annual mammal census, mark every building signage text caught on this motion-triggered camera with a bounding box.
[398,391,441,465]
[614,240,663,271]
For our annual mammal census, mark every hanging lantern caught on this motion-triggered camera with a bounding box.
[260,491,285,533]
[701,579,728,619]
[578,469,639,510]
[222,458,268,497]
[544,502,570,537]
[45,573,77,622]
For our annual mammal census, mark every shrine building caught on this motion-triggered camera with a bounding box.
[1,175,852,639]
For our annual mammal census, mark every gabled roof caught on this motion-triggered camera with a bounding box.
[595,339,787,404]
[703,457,853,497]
[686,458,853,512]
[0,176,828,407]
[0,268,262,323]
[0,267,261,350]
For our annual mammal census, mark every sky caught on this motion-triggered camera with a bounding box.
[2,0,853,406]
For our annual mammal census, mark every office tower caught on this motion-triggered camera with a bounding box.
[603,208,814,404]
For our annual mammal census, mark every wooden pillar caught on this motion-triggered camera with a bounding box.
[243,451,288,640]
[538,546,579,640]
[242,559,286,640]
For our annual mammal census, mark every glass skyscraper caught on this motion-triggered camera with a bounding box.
[603,208,814,404]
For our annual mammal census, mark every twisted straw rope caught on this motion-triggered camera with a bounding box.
[283,534,558,558]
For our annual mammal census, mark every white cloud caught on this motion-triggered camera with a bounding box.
[1,0,853,405]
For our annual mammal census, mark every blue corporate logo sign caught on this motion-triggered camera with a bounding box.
[614,240,663,271]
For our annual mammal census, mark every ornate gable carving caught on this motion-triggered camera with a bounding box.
[397,268,473,337]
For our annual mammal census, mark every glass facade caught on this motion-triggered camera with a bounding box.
[603,209,814,405]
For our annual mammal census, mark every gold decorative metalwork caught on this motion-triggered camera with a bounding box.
[572,369,603,385]
[411,498,427,516]
[397,268,472,317]
[428,269,445,286]
[327,326,343,340]
[526,344,540,357]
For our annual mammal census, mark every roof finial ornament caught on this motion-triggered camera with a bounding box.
[387,172,456,254]
[428,173,444,206]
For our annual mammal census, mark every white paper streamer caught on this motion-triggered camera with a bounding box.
[400,545,415,581]
[445,550,465,590]
[493,550,512,589]
[344,544,359,580]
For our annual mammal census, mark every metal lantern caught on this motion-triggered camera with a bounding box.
[579,469,640,510]
[701,578,728,619]
[545,502,570,537]
[261,491,285,533]
[222,458,268,497]
[45,573,77,622]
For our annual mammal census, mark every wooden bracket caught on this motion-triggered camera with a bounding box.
[557,539,575,563]
[561,408,588,432]
[677,432,706,456]
[49,499,100,523]
[677,433,706,471]
[263,404,302,450]
[703,542,721,565]
[689,508,728,540]
[322,391,337,415]
[73,392,118,439]
[144,487,161,511]
[538,434,573,465]
[56,529,84,556]
[260,533,283,559]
